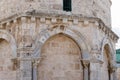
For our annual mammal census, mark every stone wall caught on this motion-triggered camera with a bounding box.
[0,0,118,79]
[0,14,118,80]
[0,39,17,80]
[38,34,83,80]
[0,0,111,27]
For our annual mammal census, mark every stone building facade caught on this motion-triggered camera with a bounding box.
[0,0,119,80]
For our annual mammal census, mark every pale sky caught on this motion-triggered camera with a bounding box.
[111,0,120,49]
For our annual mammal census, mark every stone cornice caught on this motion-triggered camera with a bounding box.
[0,12,119,42]
[98,19,119,42]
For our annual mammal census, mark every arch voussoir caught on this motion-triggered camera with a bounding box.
[0,30,17,58]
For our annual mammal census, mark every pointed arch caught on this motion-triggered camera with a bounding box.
[100,44,112,80]
[37,33,84,80]
[0,30,17,80]
[0,30,17,58]
[101,37,115,64]
[32,25,91,80]
[101,37,116,80]
[33,26,90,60]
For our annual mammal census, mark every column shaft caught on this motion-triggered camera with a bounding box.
[20,60,32,80]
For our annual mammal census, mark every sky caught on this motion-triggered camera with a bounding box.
[111,0,120,49]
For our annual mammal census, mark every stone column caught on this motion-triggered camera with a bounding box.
[90,62,100,80]
[20,58,32,80]
[109,67,116,80]
[90,49,103,80]
[33,65,37,80]
[82,60,90,80]
[19,16,33,80]
[32,59,40,80]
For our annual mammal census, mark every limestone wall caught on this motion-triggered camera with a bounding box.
[0,1,118,80]
[0,39,17,80]
[38,34,83,80]
[0,5,118,79]
[0,0,111,28]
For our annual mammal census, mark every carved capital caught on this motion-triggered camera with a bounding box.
[13,19,17,23]
[90,54,103,64]
[109,66,117,73]
[91,45,100,54]
[82,59,90,68]
[11,58,19,70]
[83,20,89,26]
[32,59,41,67]
[108,61,117,73]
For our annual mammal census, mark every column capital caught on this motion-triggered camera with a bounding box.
[11,58,19,70]
[109,66,117,73]
[90,57,103,64]
[32,59,41,67]
[90,49,103,64]
[82,59,90,68]
[91,44,100,54]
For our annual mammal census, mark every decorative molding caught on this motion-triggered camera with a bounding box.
[0,12,118,42]
[21,17,26,22]
[32,59,40,67]
[13,19,17,23]
[73,19,78,24]
[31,17,36,22]
[51,18,57,23]
[6,22,10,26]
[82,59,90,68]
[94,21,99,26]
[83,20,89,26]
[63,18,68,23]
[40,17,45,23]
[33,26,90,59]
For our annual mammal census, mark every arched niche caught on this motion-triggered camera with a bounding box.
[38,33,84,80]
[101,37,115,61]
[33,26,90,80]
[101,44,111,80]
[0,38,17,80]
[100,37,116,80]
[33,26,90,60]
[0,30,17,58]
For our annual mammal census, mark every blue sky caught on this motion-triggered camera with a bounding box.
[111,0,120,49]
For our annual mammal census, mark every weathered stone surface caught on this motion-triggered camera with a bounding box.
[0,39,16,80]
[0,0,119,80]
[38,34,83,80]
[0,0,111,27]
